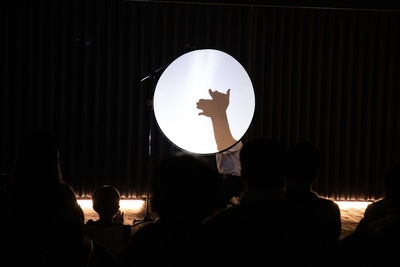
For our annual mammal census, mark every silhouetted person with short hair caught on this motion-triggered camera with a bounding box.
[339,164,400,265]
[88,185,123,226]
[200,137,290,264]
[284,143,341,262]
[84,185,131,258]
[117,154,223,265]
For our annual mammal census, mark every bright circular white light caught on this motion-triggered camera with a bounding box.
[153,49,255,154]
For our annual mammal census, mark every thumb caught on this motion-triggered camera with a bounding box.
[226,89,231,97]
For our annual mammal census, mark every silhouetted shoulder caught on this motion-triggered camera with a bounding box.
[49,182,80,207]
[54,182,79,199]
[355,199,388,232]
[202,200,290,247]
[364,199,387,218]
[316,196,340,210]
[47,182,84,226]
[311,196,341,228]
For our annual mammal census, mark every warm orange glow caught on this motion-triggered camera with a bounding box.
[77,198,373,231]
[334,201,372,210]
[77,199,145,211]
[77,199,372,213]
[78,199,371,213]
[119,199,146,211]
[333,200,373,239]
[77,198,146,225]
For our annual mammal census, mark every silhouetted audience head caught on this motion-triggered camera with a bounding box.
[384,164,400,212]
[92,185,121,221]
[150,154,222,224]
[239,137,285,190]
[285,143,320,189]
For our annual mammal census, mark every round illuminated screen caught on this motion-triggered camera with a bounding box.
[153,49,255,154]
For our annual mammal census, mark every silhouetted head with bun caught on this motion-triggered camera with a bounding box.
[239,137,286,202]
[150,154,222,224]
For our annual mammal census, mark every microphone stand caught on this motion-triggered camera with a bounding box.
[132,48,190,226]
[140,65,167,82]
[134,65,167,226]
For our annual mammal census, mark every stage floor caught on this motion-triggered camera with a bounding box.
[77,199,371,240]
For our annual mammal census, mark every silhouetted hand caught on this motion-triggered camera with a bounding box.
[196,89,231,118]
[113,210,124,224]
[196,88,235,151]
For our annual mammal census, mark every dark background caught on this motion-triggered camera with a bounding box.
[1,0,400,199]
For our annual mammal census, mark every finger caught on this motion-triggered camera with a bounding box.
[226,89,230,97]
[198,112,205,116]
[208,89,213,96]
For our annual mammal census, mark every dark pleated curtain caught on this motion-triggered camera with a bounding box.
[1,0,399,199]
